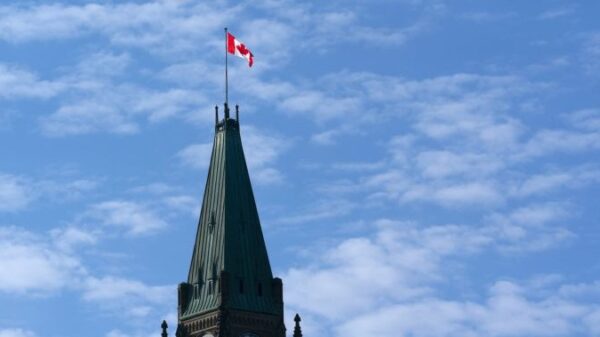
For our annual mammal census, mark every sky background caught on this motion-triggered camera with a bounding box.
[0,1,599,337]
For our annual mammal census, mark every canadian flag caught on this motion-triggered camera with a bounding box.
[227,32,254,67]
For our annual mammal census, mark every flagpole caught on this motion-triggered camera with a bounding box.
[224,27,229,110]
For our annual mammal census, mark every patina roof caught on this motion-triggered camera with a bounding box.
[181,105,280,319]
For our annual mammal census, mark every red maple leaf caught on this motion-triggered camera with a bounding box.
[237,43,250,56]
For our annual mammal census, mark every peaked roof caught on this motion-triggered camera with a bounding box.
[181,105,279,319]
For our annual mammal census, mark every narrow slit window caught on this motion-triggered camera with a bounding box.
[239,279,244,294]
[197,267,203,285]
[258,282,263,297]
[208,212,216,233]
[211,263,218,280]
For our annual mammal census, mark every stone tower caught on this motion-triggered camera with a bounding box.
[167,104,287,337]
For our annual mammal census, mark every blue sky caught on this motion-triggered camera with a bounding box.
[0,1,599,337]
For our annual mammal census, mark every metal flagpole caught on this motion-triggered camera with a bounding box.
[224,27,229,108]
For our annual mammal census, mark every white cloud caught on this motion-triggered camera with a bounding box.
[71,52,131,79]
[409,82,525,149]
[485,203,574,252]
[82,276,173,319]
[40,84,207,136]
[34,48,208,136]
[0,2,419,56]
[242,125,288,184]
[291,91,361,121]
[105,329,156,337]
[0,3,536,143]
[460,11,516,23]
[50,227,98,253]
[584,310,600,336]
[163,195,198,216]
[177,143,213,170]
[0,4,446,137]
[285,222,433,321]
[0,3,227,51]
[297,71,599,210]
[0,329,35,337]
[358,167,504,207]
[0,49,210,136]
[88,201,168,235]
[159,60,220,87]
[0,226,85,294]
[0,174,33,212]
[318,135,598,210]
[404,181,503,206]
[178,125,288,185]
[336,280,595,337]
[0,2,445,137]
[510,167,600,197]
[248,1,436,59]
[565,109,600,131]
[331,161,385,172]
[0,173,98,212]
[276,199,356,225]
[129,182,179,195]
[520,129,600,159]
[134,89,206,123]
[538,7,574,20]
[582,32,600,74]
[285,219,597,337]
[513,172,573,197]
[0,221,172,323]
[285,219,481,320]
[0,64,63,99]
[310,129,344,145]
[38,178,99,202]
[83,276,170,303]
[40,91,139,136]
[250,167,284,186]
[106,330,130,337]
[245,72,532,148]
[416,151,504,179]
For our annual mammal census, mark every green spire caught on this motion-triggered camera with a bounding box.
[178,104,282,320]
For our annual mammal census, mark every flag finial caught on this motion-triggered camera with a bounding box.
[293,314,303,337]
[161,320,168,337]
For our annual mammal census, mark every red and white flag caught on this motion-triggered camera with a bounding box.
[227,32,254,67]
